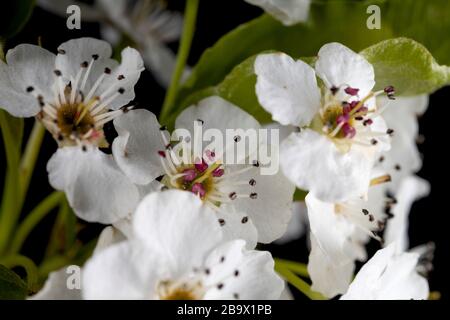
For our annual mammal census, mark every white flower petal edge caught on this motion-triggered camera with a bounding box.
[112,109,167,185]
[275,201,308,245]
[83,190,284,300]
[315,42,375,97]
[341,243,429,300]
[0,44,56,117]
[245,0,311,26]
[383,176,430,251]
[281,129,374,202]
[254,53,321,127]
[30,226,124,300]
[47,147,140,224]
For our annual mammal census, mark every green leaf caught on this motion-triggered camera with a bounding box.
[361,38,450,95]
[0,265,27,300]
[0,0,36,40]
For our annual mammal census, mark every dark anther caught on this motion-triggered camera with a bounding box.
[387,128,394,135]
[118,88,125,94]
[241,216,248,224]
[54,70,62,76]
[218,219,225,226]
[220,256,225,263]
[379,156,385,162]
[104,67,111,74]
[234,270,239,277]
[157,151,166,158]
[249,179,256,186]
[217,283,224,290]
[233,293,239,299]
[229,192,237,200]
[196,119,204,125]
[330,86,339,95]
[234,135,241,143]
[371,139,378,145]
[159,125,167,131]
[26,86,34,93]
[368,214,374,222]
[249,193,258,199]
[362,209,369,215]
[81,61,89,68]
[395,164,401,171]
[92,54,99,60]
[82,145,87,152]
[57,49,66,54]
[205,268,210,275]
[253,160,260,167]
[117,75,125,80]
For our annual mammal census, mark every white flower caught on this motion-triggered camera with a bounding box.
[38,0,184,87]
[0,37,149,224]
[374,95,429,191]
[383,175,430,251]
[341,243,429,300]
[254,43,393,202]
[244,0,311,26]
[111,96,295,245]
[30,226,125,300]
[274,201,308,245]
[82,190,284,300]
[305,182,388,298]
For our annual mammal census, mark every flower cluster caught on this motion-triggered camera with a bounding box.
[0,0,438,301]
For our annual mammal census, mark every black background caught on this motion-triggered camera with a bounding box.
[0,0,448,300]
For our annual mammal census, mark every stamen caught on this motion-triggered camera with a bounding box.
[370,174,391,186]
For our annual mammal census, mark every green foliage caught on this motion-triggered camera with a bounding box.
[0,265,27,300]
[0,0,35,40]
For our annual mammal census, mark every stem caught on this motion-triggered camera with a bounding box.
[9,192,64,254]
[0,254,39,292]
[0,111,21,256]
[275,263,326,300]
[159,0,199,123]
[274,258,309,277]
[19,120,46,201]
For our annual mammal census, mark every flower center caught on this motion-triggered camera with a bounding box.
[157,279,204,300]
[311,85,395,151]
[29,54,131,148]
[158,125,259,211]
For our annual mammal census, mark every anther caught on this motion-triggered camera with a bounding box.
[371,139,378,145]
[104,67,111,74]
[241,216,248,224]
[217,283,224,290]
[330,86,339,95]
[82,145,87,152]
[117,75,125,80]
[81,61,89,68]
[229,192,237,200]
[159,125,167,131]
[362,209,369,215]
[363,119,373,126]
[252,160,260,167]
[205,268,210,275]
[26,86,34,93]
[220,256,225,263]
[196,119,204,125]
[233,135,241,143]
[54,70,62,76]
[368,214,374,222]
[118,88,125,94]
[57,49,66,54]
[234,270,239,277]
[387,128,394,135]
[249,179,256,186]
[344,87,359,96]
[158,151,166,158]
[233,293,239,299]
[379,156,385,162]
[249,193,258,199]
[92,54,99,60]
[218,219,225,226]
[395,164,401,171]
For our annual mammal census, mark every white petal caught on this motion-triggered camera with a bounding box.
[0,44,56,117]
[112,109,165,185]
[47,147,140,224]
[132,190,224,275]
[221,164,295,243]
[275,201,308,245]
[93,226,126,256]
[175,95,261,133]
[203,240,284,300]
[376,95,429,188]
[384,176,430,250]
[254,53,321,126]
[175,96,261,162]
[97,47,144,110]
[83,241,166,299]
[245,0,310,26]
[315,43,375,97]
[281,129,374,202]
[216,205,258,249]
[341,243,429,300]
[29,267,81,300]
[308,234,355,298]
[56,37,115,85]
